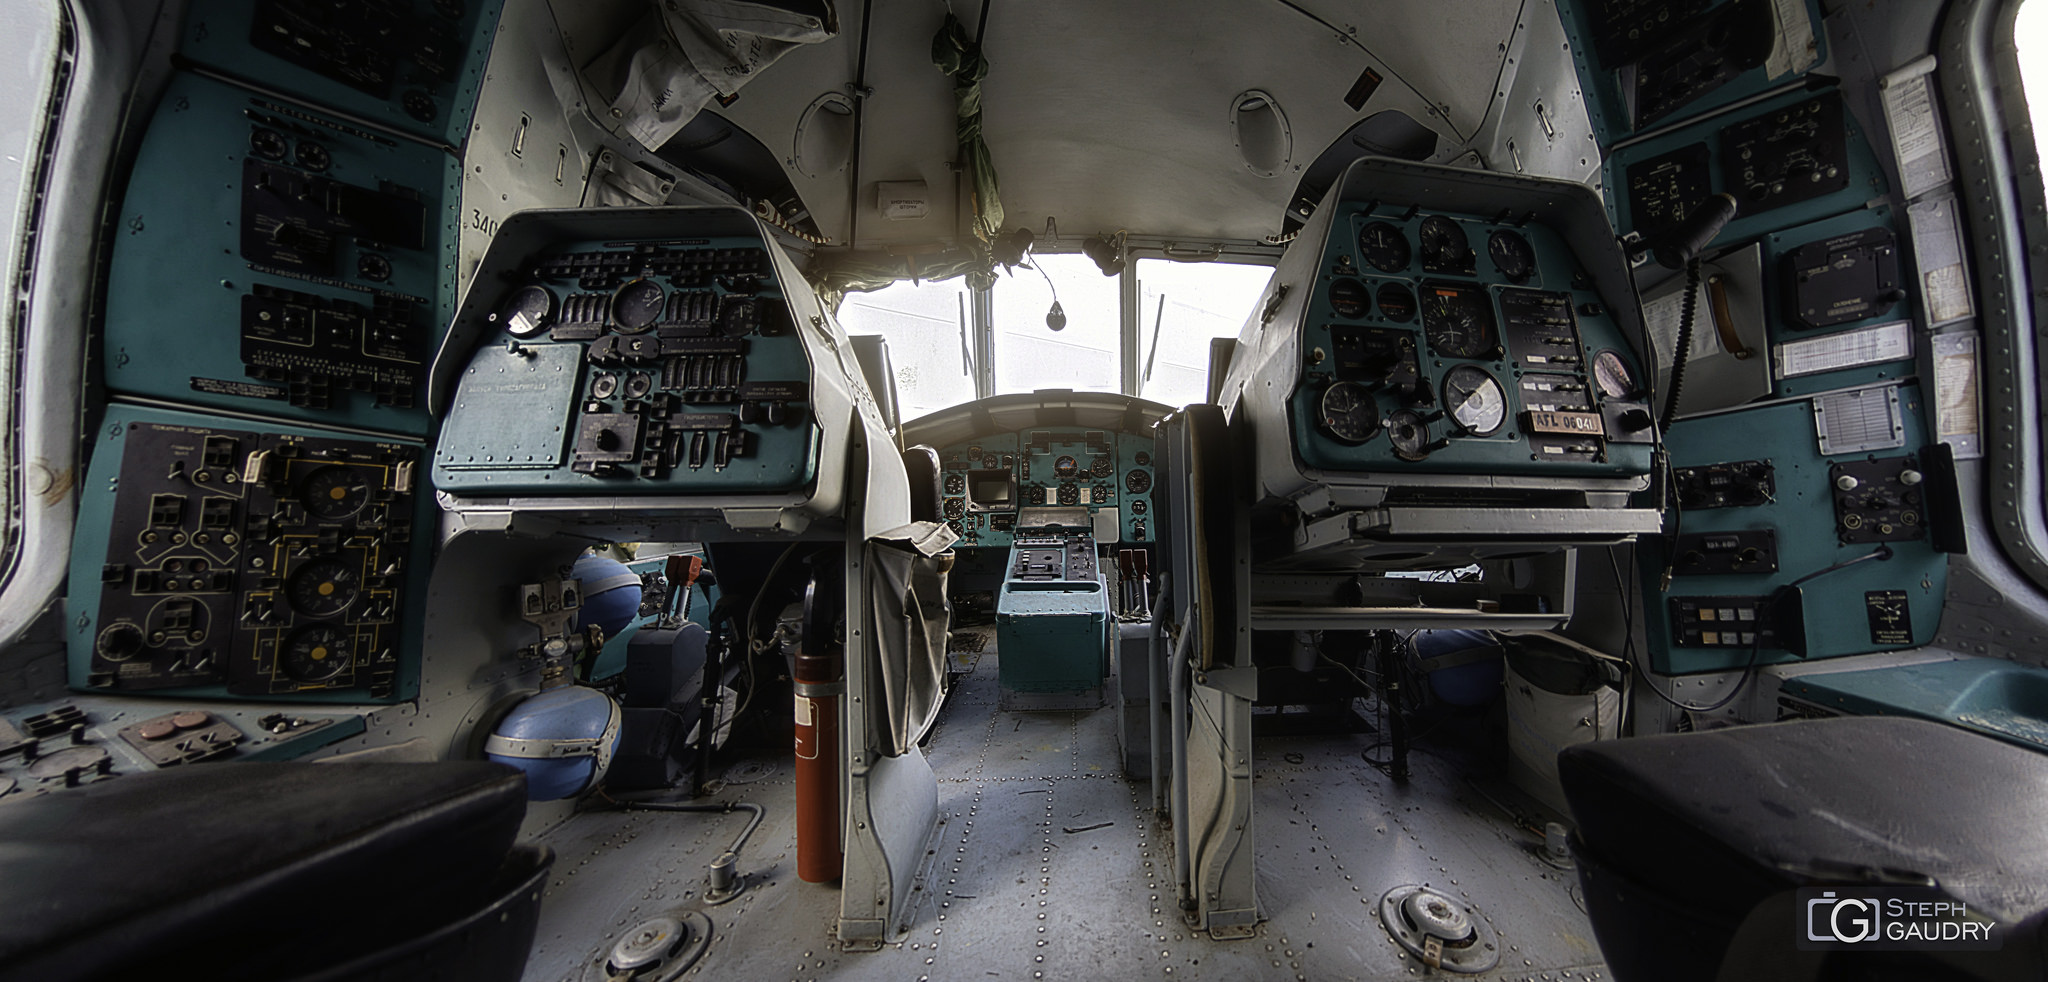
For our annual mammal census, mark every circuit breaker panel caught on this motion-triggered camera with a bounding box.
[84,421,416,699]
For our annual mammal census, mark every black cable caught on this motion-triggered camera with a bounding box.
[1660,259,1702,428]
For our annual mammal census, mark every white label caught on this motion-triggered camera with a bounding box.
[1880,59,1952,199]
[1644,284,1725,360]
[1909,195,1976,324]
[793,694,814,727]
[1766,0,1819,79]
[1934,331,1983,459]
[1775,320,1913,378]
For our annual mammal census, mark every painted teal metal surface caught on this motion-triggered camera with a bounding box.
[1554,0,1830,145]
[1784,659,2048,752]
[1288,206,1655,478]
[1647,385,1949,673]
[102,71,458,435]
[996,539,1111,694]
[67,404,431,702]
[1765,207,1917,398]
[431,233,822,496]
[1600,84,1892,253]
[176,0,505,145]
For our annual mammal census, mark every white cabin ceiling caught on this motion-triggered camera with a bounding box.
[548,0,1536,250]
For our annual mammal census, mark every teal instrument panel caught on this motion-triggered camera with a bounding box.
[1645,386,1949,674]
[176,0,504,144]
[1289,207,1657,478]
[103,71,458,435]
[936,428,1156,548]
[431,234,821,496]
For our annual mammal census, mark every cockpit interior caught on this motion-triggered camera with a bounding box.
[2,0,2048,979]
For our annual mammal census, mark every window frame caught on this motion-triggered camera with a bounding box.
[1939,0,2048,593]
[0,0,146,650]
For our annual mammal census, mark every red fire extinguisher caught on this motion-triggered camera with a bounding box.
[793,645,843,883]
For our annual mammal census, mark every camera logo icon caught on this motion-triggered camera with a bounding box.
[1807,891,1881,943]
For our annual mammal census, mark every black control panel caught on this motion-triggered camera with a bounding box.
[1625,143,1713,240]
[1671,529,1779,576]
[1010,536,1100,582]
[90,423,414,697]
[1786,227,1904,330]
[1673,459,1776,509]
[1668,593,1798,652]
[1830,455,1928,544]
[1720,91,1852,215]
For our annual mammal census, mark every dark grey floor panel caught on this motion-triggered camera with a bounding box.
[520,642,1609,982]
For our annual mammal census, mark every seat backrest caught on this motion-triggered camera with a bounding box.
[902,445,943,524]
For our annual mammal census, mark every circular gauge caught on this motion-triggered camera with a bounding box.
[982,454,999,469]
[1027,487,1047,506]
[1441,365,1508,436]
[288,558,361,617]
[356,253,392,282]
[1418,216,1471,273]
[1091,455,1114,477]
[284,624,352,682]
[1488,229,1536,283]
[1329,277,1371,318]
[1318,380,1381,445]
[1058,483,1080,506]
[295,140,331,172]
[944,473,965,495]
[300,466,371,519]
[1131,499,1148,514]
[1386,409,1434,461]
[96,623,144,661]
[1420,283,1499,359]
[1376,282,1417,323]
[944,497,965,520]
[1133,450,1152,467]
[611,279,665,333]
[250,128,288,160]
[1593,349,1639,399]
[1125,469,1152,494]
[493,284,555,339]
[1094,483,1113,501]
[1359,222,1412,273]
[1054,455,1079,479]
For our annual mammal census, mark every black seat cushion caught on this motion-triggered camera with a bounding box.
[903,445,943,524]
[0,761,528,982]
[1560,717,2048,928]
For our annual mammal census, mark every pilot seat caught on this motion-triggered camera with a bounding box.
[1561,716,2048,981]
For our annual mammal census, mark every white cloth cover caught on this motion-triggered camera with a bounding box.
[588,0,839,150]
[866,521,957,755]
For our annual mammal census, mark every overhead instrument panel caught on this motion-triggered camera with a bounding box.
[70,411,420,700]
[1216,158,1660,570]
[428,207,884,528]
[176,0,505,143]
[103,72,454,435]
[901,393,1173,550]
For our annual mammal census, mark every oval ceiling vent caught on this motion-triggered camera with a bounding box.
[1231,90,1292,178]
[793,92,854,179]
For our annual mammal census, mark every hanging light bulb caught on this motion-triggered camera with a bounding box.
[1046,300,1067,332]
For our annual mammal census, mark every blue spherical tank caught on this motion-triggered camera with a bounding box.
[484,686,623,800]
[573,554,643,641]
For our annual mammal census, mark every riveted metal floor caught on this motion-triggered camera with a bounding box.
[519,631,1610,982]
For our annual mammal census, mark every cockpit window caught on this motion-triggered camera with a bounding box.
[1134,258,1273,409]
[0,0,65,576]
[837,276,980,422]
[2021,0,2048,199]
[992,253,1120,396]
